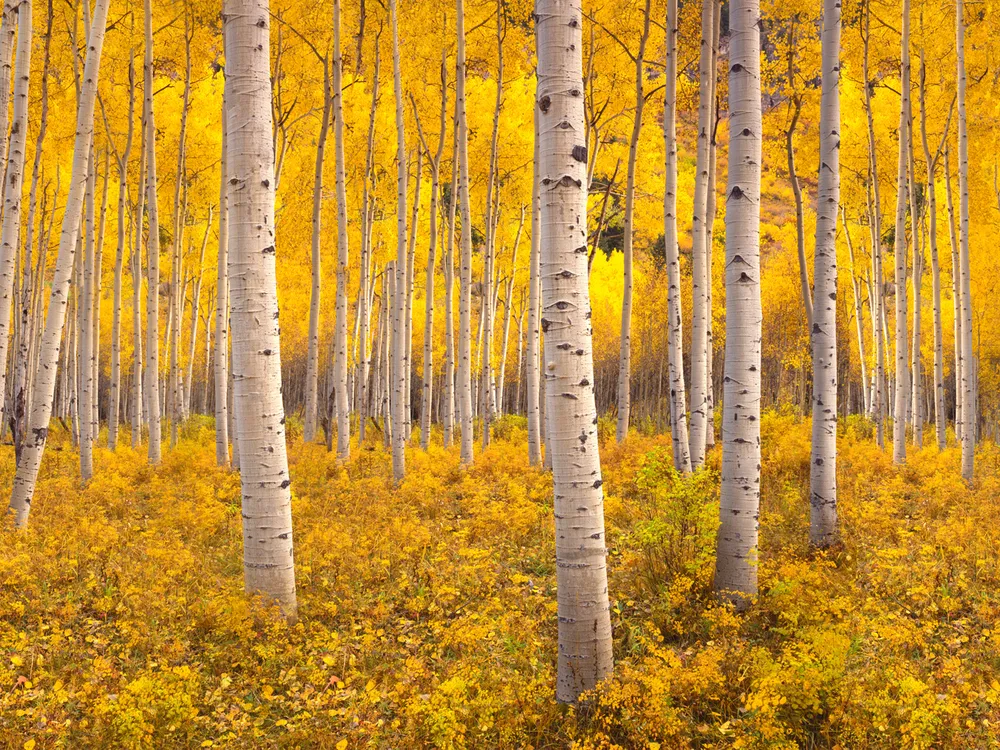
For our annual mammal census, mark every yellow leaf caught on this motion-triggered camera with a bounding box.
[201,742,213,748]
[322,655,336,667]
[24,741,35,750]
[336,740,348,750]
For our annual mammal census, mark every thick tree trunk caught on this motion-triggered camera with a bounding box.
[810,0,841,547]
[892,0,911,465]
[714,0,762,607]
[663,0,691,473]
[223,0,297,618]
[537,0,613,702]
[956,0,974,480]
[333,0,350,459]
[9,0,109,526]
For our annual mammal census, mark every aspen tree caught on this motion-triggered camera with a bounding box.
[844,210,869,415]
[0,3,15,172]
[537,0,613,701]
[214,89,229,465]
[184,211,212,415]
[892,0,910,466]
[403,148,421,441]
[784,22,812,334]
[108,58,136,451]
[333,0,350,458]
[456,0,474,465]
[144,0,162,464]
[390,0,407,481]
[420,54,447,450]
[703,0,721,450]
[0,0,32,434]
[944,144,962,442]
[688,0,716,467]
[80,149,96,480]
[613,0,650,444]
[714,0,763,607]
[525,103,541,466]
[907,110,922,445]
[302,54,330,445]
[810,0,841,547]
[132,106,146,447]
[956,0,974,480]
[223,0,298,618]
[92,151,109,441]
[663,0,691,473]
[8,0,109,527]
[443,104,458,448]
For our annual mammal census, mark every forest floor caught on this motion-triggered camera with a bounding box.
[2,413,1000,748]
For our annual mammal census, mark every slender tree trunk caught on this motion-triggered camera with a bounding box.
[907,106,922,447]
[497,211,523,416]
[0,0,32,436]
[223,0,297,619]
[404,149,421,441]
[956,0,974,480]
[663,0,690,473]
[302,64,330,444]
[714,0,763,607]
[892,0,911,465]
[390,0,407,481]
[357,45,379,447]
[332,0,350,459]
[144,0,162,464]
[185,209,212,417]
[9,0,109,527]
[614,0,650,444]
[442,97,458,448]
[703,0,721,450]
[214,89,229,465]
[688,0,715,467]
[456,0,474,464]
[810,0,841,547]
[526,101,541,466]
[80,149,96,479]
[132,106,146,447]
[844,210,869,416]
[91,151,108,443]
[944,144,962,443]
[537,0,613,701]
[786,95,812,330]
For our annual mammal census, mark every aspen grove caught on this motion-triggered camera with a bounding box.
[4,0,1000,744]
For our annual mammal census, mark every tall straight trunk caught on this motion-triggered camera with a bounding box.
[497,210,524,415]
[456,0,474,464]
[92,151,109,441]
[442,103,458,447]
[404,150,421,441]
[536,0,613,701]
[786,96,812,330]
[663,0,690,473]
[214,89,229,465]
[944,144,962,442]
[0,0,32,434]
[144,0,162,464]
[614,0,650,444]
[184,210,211,415]
[332,0,350,459]
[907,109,922,446]
[9,0,109,527]
[956,0,974,480]
[0,3,15,173]
[525,102,541,466]
[357,45,379,446]
[688,0,715,467]
[302,64,331,444]
[132,107,146,447]
[863,0,885,448]
[223,0,297,619]
[714,0,762,607]
[844,210,869,415]
[420,56,447,450]
[703,0,721,450]
[892,0,911,465]
[809,0,841,547]
[384,264,394,447]
[918,57,945,451]
[80,149,96,479]
[389,0,407,481]
[109,58,136,450]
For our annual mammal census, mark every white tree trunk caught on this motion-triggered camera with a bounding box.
[8,0,109,526]
[390,0,407,481]
[810,0,840,547]
[214,88,229,465]
[614,0,650,444]
[537,0,613,702]
[687,0,715,467]
[892,0,910,465]
[357,47,379,446]
[526,102,542,466]
[223,0,297,618]
[333,0,350,459]
[907,115,922,446]
[844,210,869,415]
[944,144,962,444]
[456,0,474,465]
[703,0,721,451]
[714,0,763,607]
[144,0,162,464]
[956,0,974,480]
[132,104,146,448]
[0,0,32,436]
[663,0,691,473]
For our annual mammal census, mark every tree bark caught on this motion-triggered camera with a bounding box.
[357,44,379,446]
[144,0,162,464]
[892,0,911,465]
[390,0,407,481]
[956,0,974,480]
[456,0,474,465]
[333,0,350,459]
[223,0,298,618]
[526,100,542,466]
[537,0,613,701]
[714,0,763,607]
